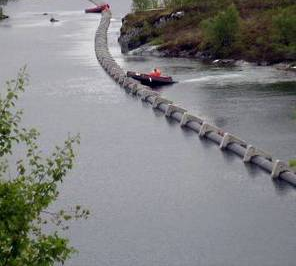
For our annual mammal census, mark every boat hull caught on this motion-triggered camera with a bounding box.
[85,6,103,13]
[127,71,176,87]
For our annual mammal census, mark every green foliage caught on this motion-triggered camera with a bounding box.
[163,0,196,8]
[132,0,154,11]
[0,68,89,266]
[150,36,164,45]
[293,109,296,120]
[289,159,296,168]
[201,4,241,56]
[132,0,163,11]
[151,0,159,8]
[271,7,296,59]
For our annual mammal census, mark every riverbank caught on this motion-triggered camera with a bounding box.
[118,1,296,67]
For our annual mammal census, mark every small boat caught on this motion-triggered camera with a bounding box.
[85,6,104,13]
[85,4,109,13]
[127,71,177,87]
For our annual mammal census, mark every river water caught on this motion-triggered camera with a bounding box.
[1,0,296,265]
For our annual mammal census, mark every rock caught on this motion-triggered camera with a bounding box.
[154,11,185,28]
[118,27,142,53]
[288,63,296,71]
[257,61,268,66]
[128,44,160,56]
[275,62,296,72]
[212,59,236,67]
[50,17,59,23]
[234,60,251,67]
[194,51,212,61]
[118,11,187,54]
[171,11,185,19]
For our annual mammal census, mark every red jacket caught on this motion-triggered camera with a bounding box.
[149,69,161,77]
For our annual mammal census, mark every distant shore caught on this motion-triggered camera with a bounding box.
[118,2,296,70]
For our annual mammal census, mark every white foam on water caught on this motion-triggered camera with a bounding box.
[181,74,243,84]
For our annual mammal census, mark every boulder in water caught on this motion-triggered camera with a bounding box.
[212,59,235,67]
[50,17,59,23]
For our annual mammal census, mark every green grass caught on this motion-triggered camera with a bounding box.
[150,37,164,45]
[292,109,296,120]
[289,159,296,168]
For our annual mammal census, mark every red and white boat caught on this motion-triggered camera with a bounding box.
[85,4,109,13]
[127,71,177,87]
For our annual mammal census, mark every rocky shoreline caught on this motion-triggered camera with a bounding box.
[118,6,296,71]
[119,33,296,71]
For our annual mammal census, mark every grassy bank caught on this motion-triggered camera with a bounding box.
[120,0,296,64]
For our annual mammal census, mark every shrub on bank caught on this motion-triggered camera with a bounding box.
[289,159,296,169]
[200,4,241,57]
[132,0,152,11]
[272,7,296,60]
[132,0,161,11]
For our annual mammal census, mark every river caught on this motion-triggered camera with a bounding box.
[1,0,296,265]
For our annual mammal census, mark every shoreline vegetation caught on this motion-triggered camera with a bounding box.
[0,6,9,20]
[119,0,296,68]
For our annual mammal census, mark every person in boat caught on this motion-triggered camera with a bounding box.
[100,4,110,12]
[149,68,161,77]
[104,4,110,11]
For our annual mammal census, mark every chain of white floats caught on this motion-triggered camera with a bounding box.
[95,10,296,187]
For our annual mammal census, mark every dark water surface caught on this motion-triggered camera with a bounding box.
[1,1,296,266]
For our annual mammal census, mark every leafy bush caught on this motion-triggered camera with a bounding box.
[132,0,151,11]
[289,159,296,168]
[201,4,241,56]
[0,68,89,266]
[150,36,164,45]
[151,0,159,8]
[132,0,160,11]
[164,0,197,8]
[272,7,296,59]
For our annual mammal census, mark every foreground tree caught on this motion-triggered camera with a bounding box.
[0,68,89,266]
